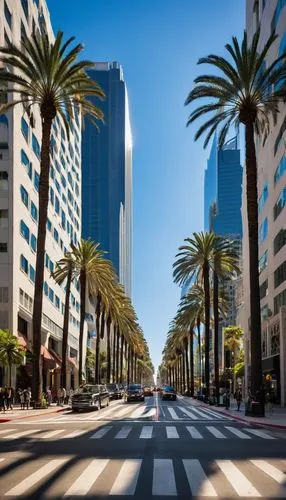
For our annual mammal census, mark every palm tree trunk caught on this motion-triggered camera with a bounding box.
[32,117,53,403]
[182,351,185,394]
[8,363,11,387]
[116,328,120,382]
[112,326,116,383]
[95,293,101,384]
[79,270,87,386]
[130,349,134,382]
[203,262,211,396]
[189,327,194,396]
[134,354,137,382]
[245,122,263,403]
[106,316,111,383]
[61,265,72,389]
[127,344,130,385]
[197,316,202,388]
[213,270,219,403]
[185,339,190,394]
[120,334,124,383]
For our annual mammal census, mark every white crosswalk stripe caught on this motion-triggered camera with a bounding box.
[186,426,203,439]
[37,429,65,439]
[168,407,180,420]
[166,426,179,438]
[183,459,217,497]
[139,426,153,438]
[216,459,261,497]
[64,459,109,496]
[90,426,112,439]
[0,429,16,436]
[185,407,213,420]
[62,430,86,439]
[251,460,286,485]
[115,425,132,439]
[2,429,40,440]
[177,406,199,419]
[152,459,177,496]
[244,428,276,440]
[110,459,142,495]
[206,426,226,439]
[224,426,251,439]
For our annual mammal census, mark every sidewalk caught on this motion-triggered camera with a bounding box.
[182,396,286,429]
[0,404,70,423]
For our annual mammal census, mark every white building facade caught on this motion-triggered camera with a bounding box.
[0,0,84,391]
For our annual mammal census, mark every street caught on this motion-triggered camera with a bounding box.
[0,394,285,499]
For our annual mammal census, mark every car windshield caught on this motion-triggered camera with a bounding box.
[76,385,99,394]
[128,384,141,391]
[163,386,175,392]
[107,384,117,390]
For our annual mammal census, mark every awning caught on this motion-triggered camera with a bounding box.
[41,346,61,369]
[17,335,28,349]
[68,357,78,369]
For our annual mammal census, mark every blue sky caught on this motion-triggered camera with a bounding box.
[47,0,245,370]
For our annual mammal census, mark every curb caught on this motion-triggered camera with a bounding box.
[0,406,69,423]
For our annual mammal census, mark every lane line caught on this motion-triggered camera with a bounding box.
[130,406,147,419]
[38,429,65,439]
[0,429,16,436]
[167,408,180,420]
[90,426,113,439]
[115,426,132,439]
[152,459,177,496]
[186,426,203,439]
[115,405,140,418]
[216,460,261,497]
[178,407,198,420]
[5,459,68,496]
[64,459,109,496]
[183,459,217,497]
[244,428,276,440]
[139,426,153,439]
[62,430,86,439]
[185,407,212,420]
[206,426,226,439]
[110,459,142,495]
[251,460,286,484]
[166,426,179,439]
[3,430,40,440]
[224,426,251,439]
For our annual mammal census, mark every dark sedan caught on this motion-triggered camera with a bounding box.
[107,383,124,400]
[71,384,110,411]
[161,385,176,401]
[124,383,145,402]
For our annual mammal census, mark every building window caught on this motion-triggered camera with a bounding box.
[274,156,286,185]
[258,182,268,213]
[273,187,286,220]
[21,117,29,142]
[274,260,286,288]
[32,133,40,159]
[31,202,38,222]
[50,166,55,180]
[29,265,35,283]
[47,218,52,232]
[259,249,268,274]
[4,1,12,29]
[20,254,28,274]
[49,187,54,206]
[0,243,7,253]
[61,210,66,230]
[49,287,54,303]
[49,260,54,274]
[259,217,268,243]
[55,179,61,194]
[54,228,59,243]
[0,287,8,303]
[260,279,268,299]
[55,295,60,309]
[0,209,8,229]
[274,228,286,255]
[43,281,48,296]
[20,220,30,244]
[31,234,37,252]
[274,288,286,315]
[55,196,60,214]
[20,185,28,207]
[34,171,40,192]
[0,171,8,191]
[45,253,50,269]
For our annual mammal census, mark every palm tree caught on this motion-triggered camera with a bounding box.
[0,330,25,386]
[224,326,243,392]
[185,29,286,401]
[0,33,105,403]
[52,252,76,389]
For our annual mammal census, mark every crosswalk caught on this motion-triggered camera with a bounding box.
[0,424,276,442]
[0,455,285,497]
[11,403,232,424]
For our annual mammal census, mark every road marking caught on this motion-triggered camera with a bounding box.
[115,426,132,439]
[186,426,203,439]
[167,407,180,420]
[64,459,109,496]
[166,426,179,439]
[139,426,153,439]
[116,405,139,418]
[206,426,226,439]
[130,405,147,418]
[0,429,16,436]
[251,460,286,484]
[224,426,251,439]
[62,430,86,439]
[183,459,217,497]
[152,459,177,496]
[186,407,212,420]
[5,459,68,496]
[198,407,228,419]
[110,459,142,495]
[90,426,112,439]
[178,407,199,420]
[39,429,65,439]
[216,460,261,497]
[244,428,276,440]
[3,429,40,440]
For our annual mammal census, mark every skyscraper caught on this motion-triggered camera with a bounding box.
[82,62,132,297]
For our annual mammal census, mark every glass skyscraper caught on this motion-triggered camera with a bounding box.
[82,62,132,297]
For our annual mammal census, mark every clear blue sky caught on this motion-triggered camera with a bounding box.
[47,0,245,370]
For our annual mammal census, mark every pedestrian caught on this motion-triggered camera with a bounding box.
[266,392,273,414]
[224,389,230,410]
[234,389,242,411]
[6,387,13,410]
[46,387,52,406]
[0,388,5,413]
[23,387,31,410]
[62,388,67,405]
[19,390,25,410]
[57,387,63,406]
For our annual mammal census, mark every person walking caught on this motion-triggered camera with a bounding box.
[224,389,230,410]
[266,392,273,414]
[23,387,31,410]
[62,388,67,405]
[19,390,25,410]
[46,387,52,406]
[0,388,5,413]
[235,389,242,411]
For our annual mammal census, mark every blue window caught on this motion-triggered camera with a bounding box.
[21,0,29,19]
[258,183,268,213]
[49,260,54,274]
[21,117,29,142]
[20,220,29,243]
[47,218,52,232]
[67,221,70,234]
[20,185,28,207]
[54,228,59,243]
[274,156,286,185]
[61,175,66,189]
[44,281,48,296]
[62,194,67,205]
[68,189,73,204]
[60,155,66,170]
[50,166,55,180]
[45,253,50,269]
[32,133,40,159]
[67,172,73,189]
[31,202,38,222]
[20,254,28,274]
[49,288,54,303]
[259,249,268,274]
[61,127,66,141]
[21,149,29,167]
[55,196,60,214]
[31,234,37,252]
[274,186,286,220]
[55,160,61,173]
[34,171,40,192]
[4,1,12,29]
[29,265,35,283]
[55,179,61,194]
[61,210,66,230]
[55,295,60,309]
[28,162,32,180]
[50,187,54,205]
[259,217,268,243]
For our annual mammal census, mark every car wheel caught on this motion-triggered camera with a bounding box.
[72,408,79,412]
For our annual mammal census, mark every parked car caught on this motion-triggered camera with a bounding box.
[161,385,176,401]
[143,386,153,397]
[107,383,124,400]
[124,383,145,402]
[71,384,109,412]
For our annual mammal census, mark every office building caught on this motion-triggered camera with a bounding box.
[243,0,286,405]
[82,62,132,297]
[0,0,83,390]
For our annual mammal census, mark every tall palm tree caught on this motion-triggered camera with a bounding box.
[0,330,25,386]
[0,33,104,402]
[185,30,286,401]
[52,252,76,389]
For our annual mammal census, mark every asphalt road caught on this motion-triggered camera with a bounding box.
[0,394,285,499]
